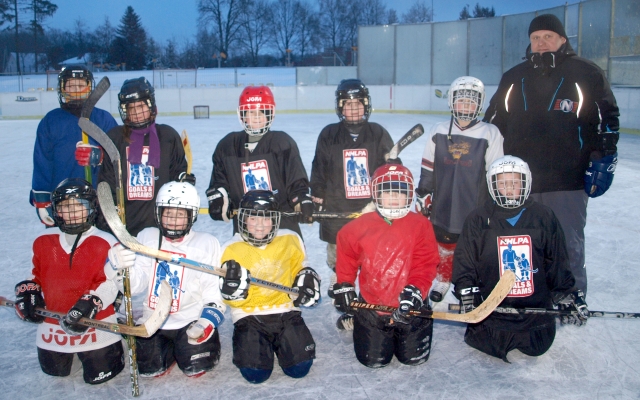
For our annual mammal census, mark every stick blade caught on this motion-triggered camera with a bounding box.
[180,130,193,174]
[139,281,172,337]
[433,270,516,323]
[387,123,425,160]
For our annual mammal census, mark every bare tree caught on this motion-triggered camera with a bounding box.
[270,0,300,65]
[92,16,114,67]
[295,1,320,60]
[318,0,349,52]
[402,0,432,23]
[26,0,56,72]
[198,0,247,63]
[237,0,271,66]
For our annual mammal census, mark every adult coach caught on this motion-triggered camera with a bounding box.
[484,14,619,297]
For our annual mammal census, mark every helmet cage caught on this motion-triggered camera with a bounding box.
[118,78,157,128]
[57,66,94,108]
[448,76,485,122]
[486,156,532,209]
[238,209,281,247]
[238,86,276,137]
[371,165,414,220]
[52,178,98,234]
[154,182,199,239]
[335,79,372,124]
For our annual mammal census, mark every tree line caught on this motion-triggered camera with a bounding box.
[0,0,495,73]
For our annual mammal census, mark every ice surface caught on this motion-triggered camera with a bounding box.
[1,113,639,399]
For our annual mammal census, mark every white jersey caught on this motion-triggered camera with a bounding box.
[129,228,225,330]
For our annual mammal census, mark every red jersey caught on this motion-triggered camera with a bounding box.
[336,211,439,307]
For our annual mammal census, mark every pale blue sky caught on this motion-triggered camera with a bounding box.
[46,0,575,45]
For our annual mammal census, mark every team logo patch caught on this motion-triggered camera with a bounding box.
[447,141,471,161]
[343,149,370,199]
[554,99,578,113]
[150,254,186,313]
[126,146,154,200]
[497,235,537,297]
[241,160,272,193]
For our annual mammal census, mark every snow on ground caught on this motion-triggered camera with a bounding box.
[1,113,639,399]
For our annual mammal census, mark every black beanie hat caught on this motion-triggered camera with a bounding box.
[528,14,567,39]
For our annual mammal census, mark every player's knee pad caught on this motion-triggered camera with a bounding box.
[239,367,272,384]
[282,359,313,379]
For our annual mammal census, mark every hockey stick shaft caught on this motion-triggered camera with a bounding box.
[78,117,140,396]
[80,77,110,184]
[180,130,193,174]
[0,282,172,337]
[447,304,640,319]
[349,270,516,324]
[386,123,425,160]
[97,182,299,296]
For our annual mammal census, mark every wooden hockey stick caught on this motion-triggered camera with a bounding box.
[79,77,110,184]
[349,270,515,324]
[78,117,140,397]
[180,130,193,174]
[447,303,640,319]
[0,281,171,338]
[98,182,299,296]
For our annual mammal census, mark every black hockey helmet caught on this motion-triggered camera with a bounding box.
[238,190,280,247]
[57,64,94,111]
[118,77,157,128]
[51,178,98,235]
[335,79,371,124]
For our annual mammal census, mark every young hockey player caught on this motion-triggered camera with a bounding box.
[98,77,191,236]
[415,76,504,304]
[30,65,117,227]
[105,181,243,377]
[332,164,440,367]
[15,178,124,384]
[220,190,320,384]
[310,79,394,294]
[452,156,589,362]
[206,86,312,237]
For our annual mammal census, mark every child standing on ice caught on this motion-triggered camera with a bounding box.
[415,76,504,304]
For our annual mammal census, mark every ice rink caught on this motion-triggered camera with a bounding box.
[1,113,639,399]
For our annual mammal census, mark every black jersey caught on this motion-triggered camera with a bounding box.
[98,124,187,236]
[206,130,309,234]
[310,121,393,243]
[452,198,575,331]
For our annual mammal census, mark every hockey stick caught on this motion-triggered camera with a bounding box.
[349,270,515,324]
[0,281,171,338]
[98,182,299,296]
[447,304,640,319]
[78,118,140,396]
[180,130,193,174]
[79,77,110,184]
[386,123,425,160]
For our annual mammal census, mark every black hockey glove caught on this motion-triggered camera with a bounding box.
[332,282,356,313]
[392,285,423,324]
[178,172,197,186]
[206,187,232,222]
[14,280,45,323]
[415,192,433,218]
[291,268,321,307]
[597,131,619,157]
[458,286,481,314]
[584,152,617,198]
[60,294,103,335]
[219,260,251,301]
[558,290,589,326]
[293,193,314,224]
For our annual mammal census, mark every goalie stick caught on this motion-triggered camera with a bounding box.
[78,117,140,397]
[79,76,111,184]
[447,304,640,319]
[98,182,299,297]
[0,281,171,338]
[349,270,515,324]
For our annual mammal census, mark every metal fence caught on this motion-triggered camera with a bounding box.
[358,0,640,86]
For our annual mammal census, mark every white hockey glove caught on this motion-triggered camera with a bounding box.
[107,243,136,270]
[415,192,433,218]
[32,190,55,227]
[186,304,225,345]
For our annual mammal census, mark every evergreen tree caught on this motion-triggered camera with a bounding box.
[110,6,148,70]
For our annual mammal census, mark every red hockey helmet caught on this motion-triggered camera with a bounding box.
[370,163,414,219]
[237,86,276,136]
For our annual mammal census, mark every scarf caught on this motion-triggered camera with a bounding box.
[128,123,160,168]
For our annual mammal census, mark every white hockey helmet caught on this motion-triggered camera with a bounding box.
[371,163,414,219]
[448,76,485,122]
[154,181,200,239]
[486,155,532,209]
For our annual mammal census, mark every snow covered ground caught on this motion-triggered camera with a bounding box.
[1,113,639,399]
